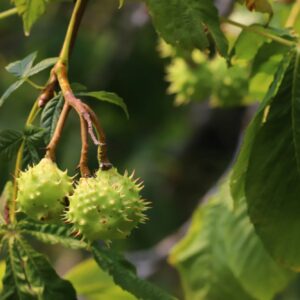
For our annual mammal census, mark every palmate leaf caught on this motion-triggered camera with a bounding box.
[145,0,228,56]
[169,179,294,300]
[1,53,57,107]
[92,245,177,300]
[18,220,87,250]
[1,237,77,300]
[40,95,64,144]
[77,91,129,119]
[236,49,300,270]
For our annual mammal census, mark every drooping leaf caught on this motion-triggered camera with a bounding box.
[12,0,48,35]
[78,91,129,119]
[18,220,87,250]
[231,51,293,204]
[65,258,136,300]
[92,245,177,300]
[5,52,37,78]
[40,95,64,144]
[0,130,23,159]
[26,57,58,77]
[145,0,228,56]
[0,80,25,107]
[1,237,77,300]
[243,49,300,270]
[169,179,294,300]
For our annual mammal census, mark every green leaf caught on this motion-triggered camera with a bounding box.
[145,0,228,56]
[169,179,294,300]
[40,95,64,144]
[1,237,77,300]
[230,51,293,205]
[242,49,300,269]
[0,130,23,159]
[0,80,25,107]
[18,220,87,250]
[26,57,58,77]
[22,126,46,167]
[78,91,129,119]
[5,52,37,78]
[65,258,136,300]
[12,0,48,35]
[92,245,177,300]
[249,41,290,100]
[0,260,6,293]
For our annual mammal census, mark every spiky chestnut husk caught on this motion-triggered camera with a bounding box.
[17,158,73,223]
[66,168,150,241]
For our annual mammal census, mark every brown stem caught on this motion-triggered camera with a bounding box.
[46,102,71,161]
[83,104,112,170]
[55,62,111,170]
[79,116,91,177]
[37,0,89,108]
[38,70,57,107]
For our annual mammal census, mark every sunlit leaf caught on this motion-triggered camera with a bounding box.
[65,258,136,300]
[170,179,294,300]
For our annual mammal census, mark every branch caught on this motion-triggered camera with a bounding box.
[79,116,91,177]
[46,102,71,161]
[54,62,112,172]
[82,103,112,170]
[285,0,300,28]
[222,18,296,48]
[0,8,18,21]
[37,0,89,108]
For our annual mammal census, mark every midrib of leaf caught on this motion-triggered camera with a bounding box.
[17,238,44,288]
[7,237,35,299]
[291,50,300,173]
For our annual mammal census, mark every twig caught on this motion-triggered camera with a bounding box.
[222,18,296,48]
[46,102,71,161]
[0,8,18,20]
[79,116,91,177]
[37,0,89,108]
[285,0,300,28]
[82,104,112,170]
